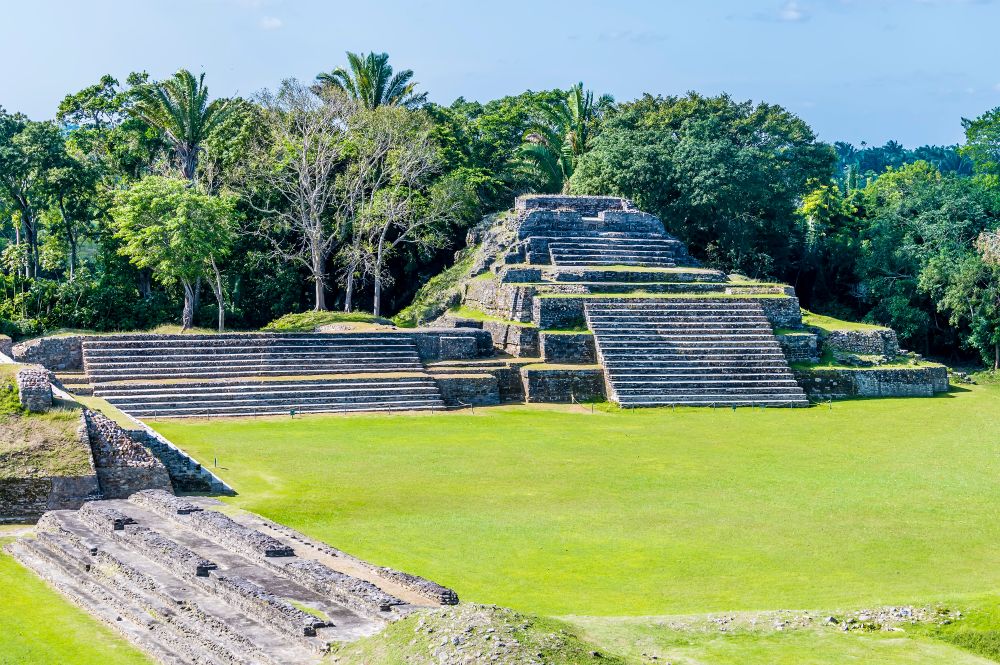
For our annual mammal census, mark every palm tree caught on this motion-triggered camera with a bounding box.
[315,52,427,110]
[131,69,232,180]
[519,82,614,193]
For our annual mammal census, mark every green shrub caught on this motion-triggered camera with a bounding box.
[394,251,476,328]
[262,310,393,332]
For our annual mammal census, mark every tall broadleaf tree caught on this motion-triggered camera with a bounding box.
[519,82,614,193]
[316,51,427,110]
[130,69,232,180]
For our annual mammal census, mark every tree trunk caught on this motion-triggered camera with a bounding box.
[344,260,357,313]
[181,280,195,331]
[138,269,152,298]
[180,144,198,181]
[311,248,327,311]
[373,277,382,317]
[995,339,998,372]
[209,257,225,333]
[191,276,201,325]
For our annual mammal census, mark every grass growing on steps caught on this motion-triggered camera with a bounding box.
[801,310,891,332]
[394,251,477,327]
[263,311,394,332]
[152,385,1000,618]
[446,305,537,327]
[0,537,152,665]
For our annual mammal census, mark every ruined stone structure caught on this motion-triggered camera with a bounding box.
[15,367,52,412]
[5,491,458,663]
[429,194,947,406]
[19,196,946,414]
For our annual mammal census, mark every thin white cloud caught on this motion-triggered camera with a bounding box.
[259,16,283,30]
[778,0,809,20]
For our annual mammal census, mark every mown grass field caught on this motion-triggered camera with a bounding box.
[6,386,1000,664]
[153,387,1000,618]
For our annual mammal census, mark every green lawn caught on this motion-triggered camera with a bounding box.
[0,537,151,665]
[151,385,1000,618]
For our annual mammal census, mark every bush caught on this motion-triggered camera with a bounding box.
[393,251,475,327]
[262,310,393,332]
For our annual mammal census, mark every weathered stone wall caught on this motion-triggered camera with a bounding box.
[520,367,606,403]
[515,194,634,216]
[463,279,535,323]
[823,329,900,358]
[0,475,100,521]
[0,334,12,358]
[15,368,52,412]
[13,335,85,370]
[84,409,172,499]
[533,296,803,330]
[793,366,949,400]
[777,333,820,364]
[540,332,596,363]
[433,374,501,407]
[406,328,493,361]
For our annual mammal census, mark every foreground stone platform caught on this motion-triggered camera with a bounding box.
[5,491,458,663]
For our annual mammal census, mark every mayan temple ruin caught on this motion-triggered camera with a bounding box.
[8,194,947,419]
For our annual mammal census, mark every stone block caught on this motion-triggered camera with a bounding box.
[792,366,949,399]
[777,333,820,364]
[520,366,606,403]
[13,335,85,370]
[823,329,900,358]
[540,332,596,363]
[433,373,500,407]
[0,334,12,358]
[16,368,52,412]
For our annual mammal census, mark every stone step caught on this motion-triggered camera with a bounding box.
[101,385,442,404]
[544,268,727,283]
[88,365,424,381]
[125,401,445,419]
[85,353,422,369]
[618,397,807,407]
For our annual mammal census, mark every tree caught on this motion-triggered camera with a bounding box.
[130,70,232,180]
[570,93,835,277]
[345,107,469,316]
[110,176,235,330]
[316,51,427,110]
[57,74,124,130]
[519,83,613,193]
[243,79,351,311]
[961,107,1000,179]
[0,112,65,278]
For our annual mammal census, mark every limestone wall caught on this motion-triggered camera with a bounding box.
[84,409,172,498]
[0,335,12,358]
[520,367,605,403]
[793,366,949,400]
[15,368,52,412]
[777,333,820,364]
[433,374,501,407]
[823,329,900,358]
[515,195,634,216]
[540,332,596,363]
[463,279,535,323]
[13,335,85,370]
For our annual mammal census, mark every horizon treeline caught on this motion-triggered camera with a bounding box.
[2,52,1000,366]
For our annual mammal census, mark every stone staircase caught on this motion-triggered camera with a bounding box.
[83,334,446,418]
[547,234,689,268]
[54,371,93,396]
[585,300,809,407]
[5,494,458,663]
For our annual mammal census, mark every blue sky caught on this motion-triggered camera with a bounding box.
[1,0,997,146]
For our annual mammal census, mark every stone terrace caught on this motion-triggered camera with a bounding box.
[5,491,458,663]
[433,194,809,407]
[80,332,478,418]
